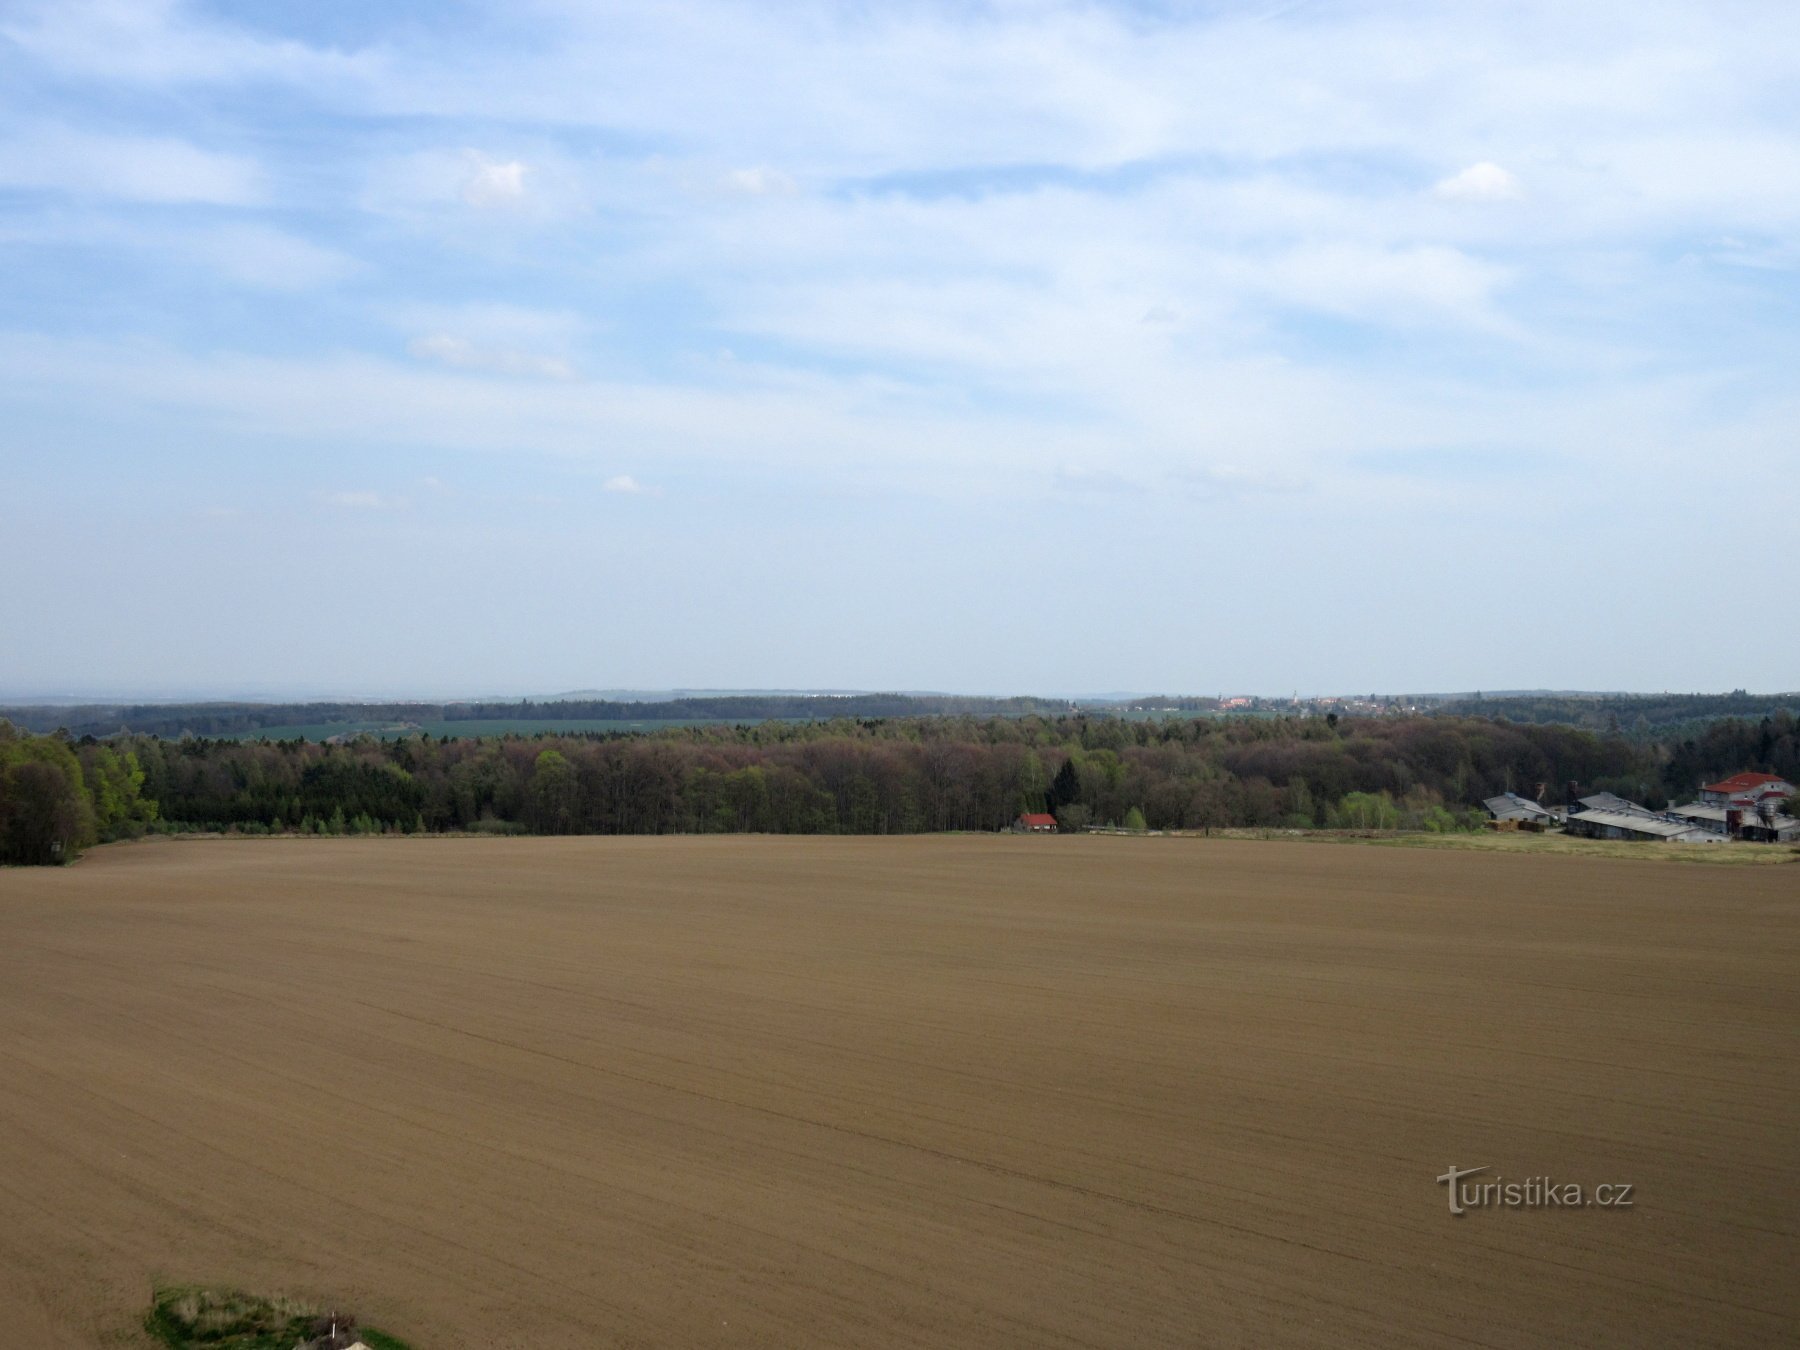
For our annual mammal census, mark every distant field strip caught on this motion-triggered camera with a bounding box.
[0,837,1794,1347]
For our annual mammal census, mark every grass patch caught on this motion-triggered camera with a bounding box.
[145,1286,412,1349]
[1365,830,1800,865]
[1173,826,1799,865]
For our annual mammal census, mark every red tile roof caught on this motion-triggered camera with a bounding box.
[1702,771,1790,794]
[1018,813,1057,828]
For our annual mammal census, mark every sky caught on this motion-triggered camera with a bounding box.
[2,0,1797,700]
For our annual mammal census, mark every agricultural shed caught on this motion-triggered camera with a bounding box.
[1665,802,1730,835]
[1564,809,1714,843]
[1483,792,1561,825]
[1575,791,1663,820]
[1731,811,1800,844]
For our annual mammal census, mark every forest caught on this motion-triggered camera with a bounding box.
[5,709,1797,864]
[0,693,1073,739]
[1436,690,1800,737]
[6,690,1795,742]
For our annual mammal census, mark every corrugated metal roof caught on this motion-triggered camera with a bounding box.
[1667,802,1729,823]
[1567,809,1711,840]
[1484,793,1556,821]
[1577,792,1662,819]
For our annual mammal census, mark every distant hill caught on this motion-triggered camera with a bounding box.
[1433,691,1800,736]
[0,693,1081,739]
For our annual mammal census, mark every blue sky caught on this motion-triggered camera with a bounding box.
[2,0,1796,699]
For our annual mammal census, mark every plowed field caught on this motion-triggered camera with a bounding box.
[1,837,1793,1347]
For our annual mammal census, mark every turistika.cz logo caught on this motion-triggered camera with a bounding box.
[1436,1165,1634,1215]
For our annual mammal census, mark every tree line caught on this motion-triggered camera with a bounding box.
[7,709,1795,864]
[0,722,159,864]
[1438,690,1800,737]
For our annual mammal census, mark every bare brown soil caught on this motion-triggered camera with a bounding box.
[1,836,1794,1348]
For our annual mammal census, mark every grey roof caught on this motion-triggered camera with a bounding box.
[1577,792,1662,819]
[1484,792,1558,821]
[1666,802,1730,824]
[1566,809,1713,841]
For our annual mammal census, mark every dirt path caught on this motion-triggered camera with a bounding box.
[0,836,1794,1347]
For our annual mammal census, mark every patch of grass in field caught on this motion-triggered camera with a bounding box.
[145,1286,411,1349]
[1179,826,1797,864]
[1365,830,1799,865]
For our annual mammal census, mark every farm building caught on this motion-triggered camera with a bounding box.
[1698,771,1794,806]
[1574,791,1664,820]
[1734,810,1800,843]
[1564,808,1714,843]
[1483,792,1561,826]
[1014,812,1057,833]
[1664,802,1730,836]
[1680,770,1799,842]
[1666,800,1800,841]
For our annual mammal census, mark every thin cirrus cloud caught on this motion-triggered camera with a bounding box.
[408,334,575,381]
[0,0,1796,691]
[720,166,798,197]
[0,123,260,204]
[0,0,377,86]
[190,224,358,289]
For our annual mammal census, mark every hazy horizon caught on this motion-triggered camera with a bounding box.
[1,683,1783,709]
[4,1,1797,694]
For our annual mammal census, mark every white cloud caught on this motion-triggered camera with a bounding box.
[1432,162,1524,204]
[0,124,260,204]
[408,334,574,380]
[7,328,1764,516]
[720,167,797,197]
[602,475,645,493]
[459,151,528,207]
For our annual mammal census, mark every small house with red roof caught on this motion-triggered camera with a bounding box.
[1014,812,1058,833]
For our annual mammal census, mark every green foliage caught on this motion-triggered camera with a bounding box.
[144,1286,411,1350]
[77,743,157,839]
[526,748,579,834]
[1123,806,1148,832]
[53,709,1792,845]
[0,726,98,864]
[1333,791,1402,830]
